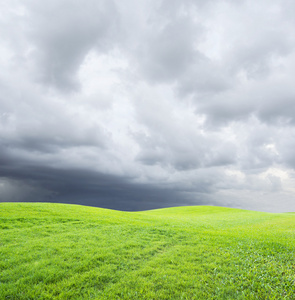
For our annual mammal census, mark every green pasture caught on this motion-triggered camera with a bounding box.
[0,203,294,299]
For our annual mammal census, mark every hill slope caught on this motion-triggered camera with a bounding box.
[0,203,294,299]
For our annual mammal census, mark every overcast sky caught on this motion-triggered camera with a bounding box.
[1,0,295,212]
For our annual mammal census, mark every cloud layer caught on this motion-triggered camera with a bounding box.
[1,0,295,212]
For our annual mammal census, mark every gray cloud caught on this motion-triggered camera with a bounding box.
[1,0,295,212]
[139,17,201,83]
[9,0,119,91]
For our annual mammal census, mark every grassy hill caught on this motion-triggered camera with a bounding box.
[0,203,294,299]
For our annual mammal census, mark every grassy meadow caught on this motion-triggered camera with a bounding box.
[0,202,294,299]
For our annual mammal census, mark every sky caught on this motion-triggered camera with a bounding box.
[1,0,295,212]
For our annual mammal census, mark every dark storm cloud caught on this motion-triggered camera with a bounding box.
[0,163,213,211]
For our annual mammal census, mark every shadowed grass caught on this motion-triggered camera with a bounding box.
[0,203,294,299]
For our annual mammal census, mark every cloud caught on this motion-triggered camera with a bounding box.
[1,0,295,212]
[0,163,213,211]
[2,0,119,91]
[0,178,53,202]
[139,17,201,83]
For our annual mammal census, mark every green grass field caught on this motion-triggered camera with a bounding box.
[0,203,294,299]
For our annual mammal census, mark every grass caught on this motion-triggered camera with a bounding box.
[0,203,294,299]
